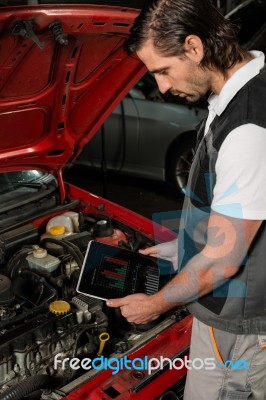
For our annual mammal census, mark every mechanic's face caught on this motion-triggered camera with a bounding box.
[137,39,212,103]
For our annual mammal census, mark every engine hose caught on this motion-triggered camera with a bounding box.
[0,304,48,330]
[5,247,33,279]
[40,238,83,268]
[62,239,84,266]
[0,375,62,400]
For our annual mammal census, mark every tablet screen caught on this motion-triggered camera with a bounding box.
[76,241,175,301]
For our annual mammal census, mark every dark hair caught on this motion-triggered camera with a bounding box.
[125,0,246,74]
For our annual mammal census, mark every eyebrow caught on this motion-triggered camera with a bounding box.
[149,67,169,74]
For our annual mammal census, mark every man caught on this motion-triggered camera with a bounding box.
[107,0,266,398]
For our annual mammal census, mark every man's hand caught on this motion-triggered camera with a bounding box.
[106,293,161,324]
[139,239,178,270]
[106,239,179,324]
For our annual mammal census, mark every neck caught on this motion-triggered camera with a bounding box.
[211,53,253,94]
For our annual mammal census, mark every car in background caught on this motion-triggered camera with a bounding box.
[74,73,207,193]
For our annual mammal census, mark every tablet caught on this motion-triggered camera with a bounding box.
[76,240,175,301]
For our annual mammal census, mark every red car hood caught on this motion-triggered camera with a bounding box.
[0,4,145,173]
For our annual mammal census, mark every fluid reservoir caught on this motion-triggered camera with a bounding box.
[43,212,79,241]
[26,246,60,273]
[46,213,75,234]
[62,211,79,232]
[92,220,127,246]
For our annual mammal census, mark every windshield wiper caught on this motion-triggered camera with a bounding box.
[14,182,47,190]
[0,182,56,214]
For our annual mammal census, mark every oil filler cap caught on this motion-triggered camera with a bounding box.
[49,300,71,315]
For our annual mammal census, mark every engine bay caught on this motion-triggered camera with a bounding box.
[0,196,190,400]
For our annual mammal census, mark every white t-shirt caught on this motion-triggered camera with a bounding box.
[206,51,266,220]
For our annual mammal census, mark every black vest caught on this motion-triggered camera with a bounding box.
[178,66,266,334]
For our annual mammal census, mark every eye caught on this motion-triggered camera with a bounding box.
[158,70,168,76]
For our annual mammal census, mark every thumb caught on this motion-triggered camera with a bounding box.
[106,298,126,307]
[139,246,157,256]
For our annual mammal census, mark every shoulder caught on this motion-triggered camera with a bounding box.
[212,124,266,220]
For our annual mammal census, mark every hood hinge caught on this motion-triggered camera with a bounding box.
[12,20,45,49]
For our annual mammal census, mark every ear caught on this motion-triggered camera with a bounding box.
[183,35,204,63]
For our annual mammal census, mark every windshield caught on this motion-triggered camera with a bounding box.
[0,170,58,221]
[0,170,48,194]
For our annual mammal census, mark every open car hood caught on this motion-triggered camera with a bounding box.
[0,4,145,173]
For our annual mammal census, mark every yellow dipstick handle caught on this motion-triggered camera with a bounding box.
[97,332,110,356]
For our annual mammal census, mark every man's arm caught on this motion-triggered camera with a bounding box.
[107,211,262,324]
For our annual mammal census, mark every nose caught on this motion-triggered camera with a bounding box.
[154,74,172,94]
